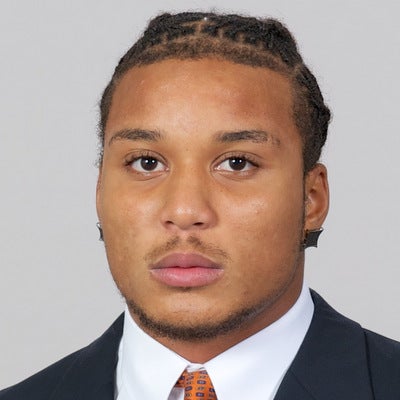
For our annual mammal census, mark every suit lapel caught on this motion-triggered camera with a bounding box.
[274,291,374,400]
[274,370,316,400]
[50,314,124,400]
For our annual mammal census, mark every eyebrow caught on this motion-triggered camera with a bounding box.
[108,128,280,147]
[108,129,162,146]
[215,130,281,146]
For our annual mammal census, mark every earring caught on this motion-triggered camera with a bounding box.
[303,228,323,249]
[96,222,104,241]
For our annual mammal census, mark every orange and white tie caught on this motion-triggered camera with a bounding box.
[175,369,217,399]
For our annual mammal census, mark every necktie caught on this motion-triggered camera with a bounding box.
[175,369,217,399]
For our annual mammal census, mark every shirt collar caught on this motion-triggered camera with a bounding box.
[116,310,188,399]
[116,282,314,400]
[204,282,314,399]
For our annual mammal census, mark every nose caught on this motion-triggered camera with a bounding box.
[159,170,217,232]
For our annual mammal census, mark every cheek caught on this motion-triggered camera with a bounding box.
[228,187,303,238]
[99,182,159,280]
[224,184,304,269]
[100,177,159,228]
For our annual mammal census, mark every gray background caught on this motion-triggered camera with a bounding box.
[1,0,399,389]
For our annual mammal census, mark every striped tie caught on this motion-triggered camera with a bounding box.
[175,369,217,399]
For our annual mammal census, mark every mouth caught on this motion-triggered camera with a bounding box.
[149,253,224,288]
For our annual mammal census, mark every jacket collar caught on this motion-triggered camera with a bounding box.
[49,290,375,400]
[274,290,373,400]
[50,314,124,400]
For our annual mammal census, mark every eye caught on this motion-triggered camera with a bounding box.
[216,156,257,172]
[129,156,166,173]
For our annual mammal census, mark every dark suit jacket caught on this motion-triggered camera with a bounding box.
[1,291,400,399]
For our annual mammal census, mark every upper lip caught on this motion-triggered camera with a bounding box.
[150,253,221,269]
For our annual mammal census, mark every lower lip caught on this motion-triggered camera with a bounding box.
[150,267,223,287]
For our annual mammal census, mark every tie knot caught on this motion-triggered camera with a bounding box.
[176,369,217,399]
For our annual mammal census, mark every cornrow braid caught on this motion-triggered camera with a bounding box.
[99,12,331,172]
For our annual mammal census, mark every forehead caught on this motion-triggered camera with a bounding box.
[106,58,298,143]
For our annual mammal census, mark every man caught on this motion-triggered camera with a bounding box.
[1,11,399,400]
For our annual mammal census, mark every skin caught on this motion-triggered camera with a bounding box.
[96,58,329,362]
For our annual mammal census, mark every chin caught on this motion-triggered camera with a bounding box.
[125,290,282,342]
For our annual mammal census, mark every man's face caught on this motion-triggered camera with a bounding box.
[97,58,326,347]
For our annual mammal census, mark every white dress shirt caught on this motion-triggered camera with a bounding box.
[115,282,314,400]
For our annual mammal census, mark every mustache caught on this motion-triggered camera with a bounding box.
[144,236,230,263]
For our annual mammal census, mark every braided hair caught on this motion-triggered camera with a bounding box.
[99,12,331,172]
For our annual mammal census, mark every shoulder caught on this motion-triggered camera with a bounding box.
[363,329,400,397]
[309,290,400,397]
[0,314,124,400]
[364,328,400,362]
[0,348,86,400]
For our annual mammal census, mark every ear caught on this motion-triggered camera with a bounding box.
[304,163,329,231]
[96,166,103,223]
